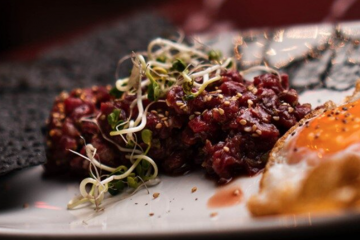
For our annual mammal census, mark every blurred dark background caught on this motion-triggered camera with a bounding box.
[1,0,360,61]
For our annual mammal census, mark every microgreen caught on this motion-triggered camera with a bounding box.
[107,109,123,130]
[208,50,222,61]
[171,59,186,72]
[109,87,123,98]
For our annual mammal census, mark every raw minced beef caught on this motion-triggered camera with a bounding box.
[45,71,311,181]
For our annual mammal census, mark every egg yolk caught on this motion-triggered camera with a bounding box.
[294,99,360,158]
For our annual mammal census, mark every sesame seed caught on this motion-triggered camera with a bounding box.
[158,114,165,118]
[165,111,169,116]
[236,93,243,98]
[224,101,230,106]
[288,107,294,113]
[161,117,168,121]
[240,119,247,125]
[216,89,222,93]
[218,108,225,115]
[273,116,280,121]
[252,125,257,131]
[252,133,259,137]
[180,105,187,110]
[256,130,262,135]
[189,115,195,120]
[210,212,218,218]
[176,101,183,106]
[191,187,197,193]
[247,99,254,108]
[248,85,254,91]
[153,192,160,199]
[156,123,162,129]
[195,111,201,115]
[218,94,224,99]
[244,127,252,132]
[100,114,106,120]
[164,121,169,127]
[223,146,230,152]
[166,99,171,106]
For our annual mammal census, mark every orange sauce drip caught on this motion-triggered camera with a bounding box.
[294,99,360,157]
[207,186,243,209]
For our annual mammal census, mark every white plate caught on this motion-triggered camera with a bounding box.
[0,88,358,239]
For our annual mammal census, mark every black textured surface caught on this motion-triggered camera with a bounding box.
[0,13,175,176]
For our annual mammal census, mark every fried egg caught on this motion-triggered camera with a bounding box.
[247,85,360,216]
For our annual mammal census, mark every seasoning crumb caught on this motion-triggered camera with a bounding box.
[233,189,240,196]
[195,198,198,201]
[210,212,218,218]
[273,116,280,121]
[153,192,160,199]
[145,203,148,206]
[23,203,29,209]
[149,213,154,217]
[135,203,138,205]
[191,187,197,193]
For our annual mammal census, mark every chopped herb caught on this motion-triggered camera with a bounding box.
[107,109,123,130]
[109,87,123,98]
[171,59,186,72]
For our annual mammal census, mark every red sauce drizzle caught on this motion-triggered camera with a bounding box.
[207,186,243,209]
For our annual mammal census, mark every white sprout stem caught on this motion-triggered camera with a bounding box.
[109,101,154,136]
[191,58,233,78]
[116,78,130,91]
[127,154,158,179]
[240,65,282,82]
[90,116,143,154]
[148,38,208,60]
[192,75,222,96]
[68,147,116,173]
[147,61,172,68]
[100,153,158,186]
[133,80,144,126]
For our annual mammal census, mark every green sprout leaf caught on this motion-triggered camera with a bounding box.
[147,82,162,101]
[171,59,186,72]
[208,50,222,61]
[156,56,166,63]
[107,109,123,130]
[127,176,139,188]
[141,129,153,146]
[108,180,126,196]
[109,87,123,98]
